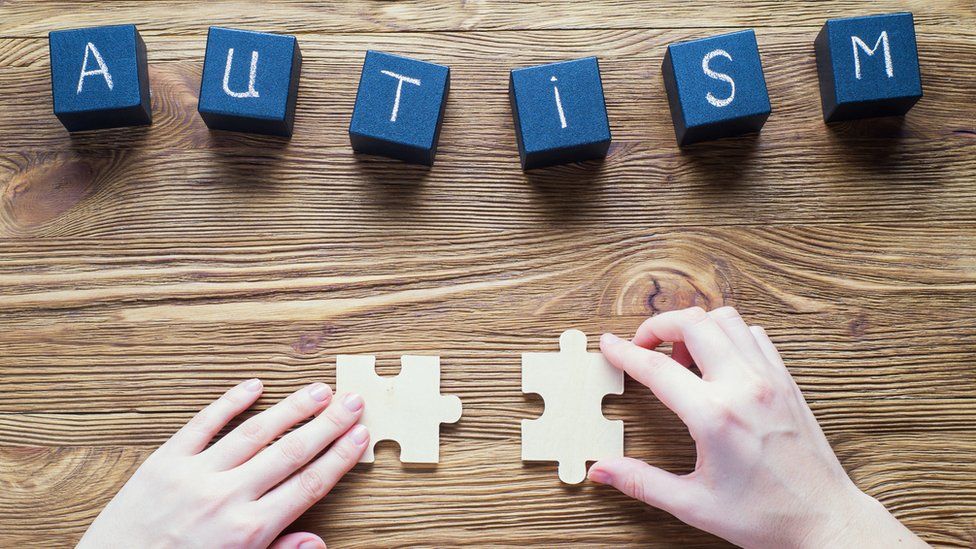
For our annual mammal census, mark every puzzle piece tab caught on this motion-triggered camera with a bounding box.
[336,354,461,463]
[522,329,624,484]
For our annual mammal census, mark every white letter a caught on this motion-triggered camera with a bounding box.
[77,42,114,94]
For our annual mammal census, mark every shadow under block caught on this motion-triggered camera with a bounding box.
[815,12,923,123]
[509,57,612,170]
[197,27,302,138]
[348,51,450,166]
[662,30,771,147]
[336,354,462,464]
[522,330,624,484]
[48,24,152,132]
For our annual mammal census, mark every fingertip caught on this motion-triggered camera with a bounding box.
[243,378,263,392]
[600,332,623,347]
[269,532,326,549]
[587,465,612,485]
[308,382,333,403]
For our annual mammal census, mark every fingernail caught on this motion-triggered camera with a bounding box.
[308,383,332,402]
[350,424,369,444]
[243,378,262,392]
[343,393,364,412]
[601,333,621,345]
[588,468,611,484]
[298,540,325,549]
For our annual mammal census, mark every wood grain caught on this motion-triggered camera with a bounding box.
[1,1,975,547]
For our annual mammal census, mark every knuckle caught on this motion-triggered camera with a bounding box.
[322,408,349,431]
[186,407,213,433]
[746,380,776,406]
[331,440,353,463]
[298,467,327,502]
[229,517,265,545]
[290,393,314,416]
[239,418,264,443]
[277,435,307,466]
[623,473,648,504]
[220,389,244,406]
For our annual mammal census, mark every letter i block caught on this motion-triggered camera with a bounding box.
[349,51,451,166]
[815,13,922,122]
[509,57,611,170]
[48,24,151,132]
[662,30,771,147]
[198,27,302,137]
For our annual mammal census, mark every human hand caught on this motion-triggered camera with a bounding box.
[588,307,927,548]
[78,379,369,549]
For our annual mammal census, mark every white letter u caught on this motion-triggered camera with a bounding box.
[222,48,260,98]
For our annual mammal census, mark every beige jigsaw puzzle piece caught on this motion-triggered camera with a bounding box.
[336,354,462,464]
[522,329,624,484]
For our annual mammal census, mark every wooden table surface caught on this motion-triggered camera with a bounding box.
[1,1,975,547]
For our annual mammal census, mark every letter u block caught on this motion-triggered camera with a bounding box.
[509,57,611,170]
[815,13,922,122]
[48,24,152,132]
[662,30,771,147]
[198,27,302,137]
[349,51,451,166]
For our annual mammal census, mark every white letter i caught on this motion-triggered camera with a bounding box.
[551,76,567,129]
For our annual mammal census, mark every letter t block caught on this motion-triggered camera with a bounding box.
[349,51,451,166]
[662,30,771,147]
[48,24,152,132]
[197,27,302,137]
[814,12,922,122]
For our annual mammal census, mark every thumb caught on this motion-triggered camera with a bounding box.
[588,457,704,521]
[268,532,326,549]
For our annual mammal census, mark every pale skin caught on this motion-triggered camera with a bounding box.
[589,306,928,548]
[79,306,928,548]
[78,380,370,549]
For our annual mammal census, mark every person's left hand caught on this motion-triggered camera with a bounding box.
[78,379,369,549]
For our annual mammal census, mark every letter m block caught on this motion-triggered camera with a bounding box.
[49,24,152,132]
[815,12,922,122]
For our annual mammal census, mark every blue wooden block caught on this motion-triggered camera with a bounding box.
[662,30,771,147]
[349,51,450,166]
[815,13,922,122]
[48,24,151,132]
[198,27,302,138]
[509,57,611,170]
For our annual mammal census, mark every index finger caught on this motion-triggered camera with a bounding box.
[600,333,705,426]
[632,307,709,349]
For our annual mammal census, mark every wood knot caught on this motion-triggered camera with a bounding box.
[612,263,722,316]
[2,158,95,229]
[849,314,868,338]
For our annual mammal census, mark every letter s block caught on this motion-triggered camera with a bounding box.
[349,51,451,166]
[48,24,151,132]
[198,27,302,137]
[662,30,771,147]
[815,12,922,122]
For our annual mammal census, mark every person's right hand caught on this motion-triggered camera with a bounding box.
[588,306,928,548]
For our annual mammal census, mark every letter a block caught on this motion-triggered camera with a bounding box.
[662,30,771,147]
[48,24,151,132]
[198,27,302,137]
[349,51,450,166]
[509,57,611,170]
[815,13,922,122]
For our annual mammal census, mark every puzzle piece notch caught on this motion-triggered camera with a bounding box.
[522,329,624,484]
[336,354,461,464]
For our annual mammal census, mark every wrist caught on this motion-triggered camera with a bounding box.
[796,487,926,549]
